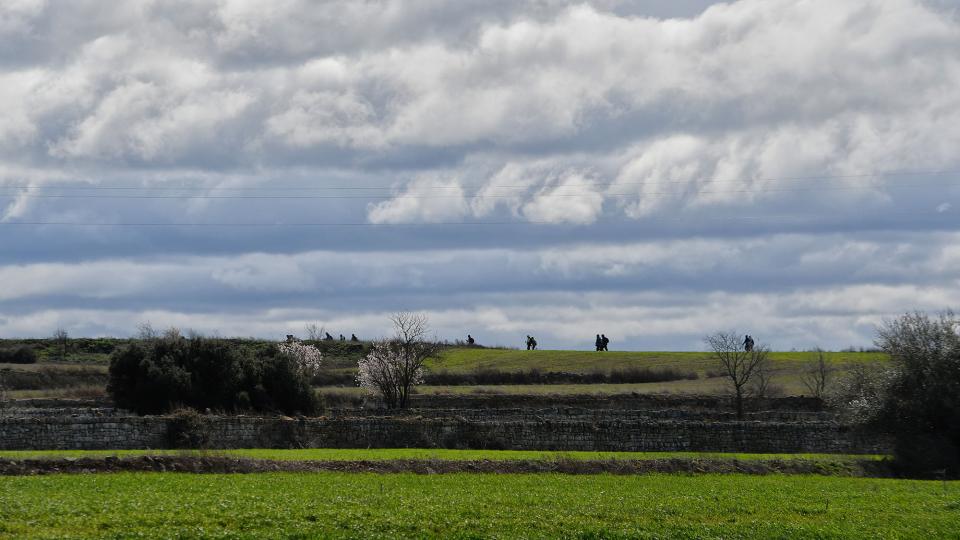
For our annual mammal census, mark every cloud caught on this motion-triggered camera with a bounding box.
[367,175,469,223]
[1,0,959,348]
[521,172,605,224]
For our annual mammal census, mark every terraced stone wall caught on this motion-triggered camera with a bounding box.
[0,412,889,453]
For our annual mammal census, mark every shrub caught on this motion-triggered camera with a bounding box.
[0,346,38,364]
[108,335,321,416]
[166,408,210,449]
[421,367,697,386]
[872,311,960,475]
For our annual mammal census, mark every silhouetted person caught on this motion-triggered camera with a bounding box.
[601,334,609,351]
[286,334,297,343]
[350,334,359,342]
[467,334,475,345]
[339,334,345,341]
[595,334,603,352]
[324,332,334,341]
[530,336,537,350]
[743,334,754,352]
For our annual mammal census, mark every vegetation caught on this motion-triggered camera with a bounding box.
[705,332,771,418]
[0,473,955,538]
[0,346,38,364]
[0,336,891,400]
[801,348,833,399]
[424,365,697,386]
[429,347,886,373]
[0,366,106,391]
[0,448,887,462]
[107,335,320,415]
[357,313,441,408]
[851,311,960,475]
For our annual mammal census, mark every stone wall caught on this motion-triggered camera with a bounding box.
[406,394,826,411]
[0,412,889,454]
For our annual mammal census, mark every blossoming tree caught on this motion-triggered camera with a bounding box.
[357,312,441,408]
[277,340,324,379]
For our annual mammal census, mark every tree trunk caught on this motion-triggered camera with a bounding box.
[735,387,744,420]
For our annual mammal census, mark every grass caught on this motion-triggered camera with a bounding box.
[0,472,956,539]
[417,348,890,396]
[3,348,891,399]
[0,448,887,462]
[429,348,887,374]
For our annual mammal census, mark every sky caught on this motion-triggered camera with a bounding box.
[1,0,959,350]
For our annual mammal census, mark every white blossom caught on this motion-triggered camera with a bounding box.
[277,341,324,378]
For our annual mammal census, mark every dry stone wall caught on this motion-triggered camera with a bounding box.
[0,412,889,453]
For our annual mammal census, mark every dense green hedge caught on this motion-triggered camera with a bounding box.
[107,337,319,416]
[0,346,38,364]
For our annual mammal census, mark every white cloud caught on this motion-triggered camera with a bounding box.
[367,175,469,223]
[521,172,604,224]
[2,0,960,348]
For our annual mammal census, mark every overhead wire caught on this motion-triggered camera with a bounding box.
[0,169,957,194]
[0,208,954,228]
[0,170,958,200]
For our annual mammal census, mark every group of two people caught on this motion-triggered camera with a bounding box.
[595,334,610,351]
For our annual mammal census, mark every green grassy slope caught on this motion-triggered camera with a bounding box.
[0,473,954,539]
[415,348,888,396]
[428,348,887,374]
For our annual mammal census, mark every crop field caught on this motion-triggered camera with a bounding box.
[0,448,885,462]
[0,472,956,539]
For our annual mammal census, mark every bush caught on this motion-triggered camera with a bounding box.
[422,367,697,386]
[0,346,38,364]
[847,311,960,475]
[108,336,320,416]
[166,408,210,449]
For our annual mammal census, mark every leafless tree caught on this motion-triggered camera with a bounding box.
[749,359,776,398]
[136,321,158,340]
[52,327,69,361]
[356,312,442,409]
[304,322,325,342]
[705,331,770,419]
[0,371,9,416]
[801,348,833,399]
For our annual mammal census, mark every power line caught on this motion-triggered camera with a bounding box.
[0,169,957,194]
[2,180,959,200]
[0,209,953,228]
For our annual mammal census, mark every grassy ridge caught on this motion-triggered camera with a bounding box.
[428,348,888,373]
[3,347,891,399]
[0,448,887,462]
[415,348,890,396]
[0,473,955,539]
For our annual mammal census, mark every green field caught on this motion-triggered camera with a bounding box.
[3,347,890,399]
[428,348,887,373]
[0,448,885,462]
[0,473,955,539]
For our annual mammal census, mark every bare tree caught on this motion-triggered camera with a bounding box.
[136,321,158,340]
[356,312,442,409]
[801,348,833,399]
[304,322,325,342]
[749,359,776,399]
[705,331,770,419]
[0,371,9,416]
[52,327,69,361]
